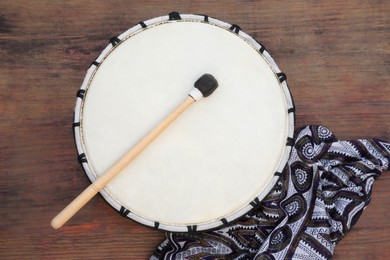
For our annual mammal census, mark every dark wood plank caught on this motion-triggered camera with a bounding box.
[1,1,389,259]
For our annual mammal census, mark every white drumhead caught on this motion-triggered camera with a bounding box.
[74,13,295,232]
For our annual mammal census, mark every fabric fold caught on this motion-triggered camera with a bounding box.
[151,125,389,260]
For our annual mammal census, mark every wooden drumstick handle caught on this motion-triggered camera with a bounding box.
[51,74,218,229]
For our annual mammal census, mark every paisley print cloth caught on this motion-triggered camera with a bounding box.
[151,126,390,260]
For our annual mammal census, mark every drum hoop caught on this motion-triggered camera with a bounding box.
[73,12,295,232]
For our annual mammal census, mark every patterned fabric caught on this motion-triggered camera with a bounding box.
[151,125,390,260]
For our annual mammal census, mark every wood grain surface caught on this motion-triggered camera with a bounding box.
[1,1,389,259]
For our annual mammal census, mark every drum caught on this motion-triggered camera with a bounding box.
[73,12,295,232]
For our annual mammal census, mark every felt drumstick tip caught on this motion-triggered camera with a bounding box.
[189,74,218,101]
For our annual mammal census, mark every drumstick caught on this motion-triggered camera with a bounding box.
[51,74,218,229]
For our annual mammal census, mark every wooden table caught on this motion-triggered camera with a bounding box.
[1,1,389,259]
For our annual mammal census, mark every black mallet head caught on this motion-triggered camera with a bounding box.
[194,73,219,97]
[189,74,219,101]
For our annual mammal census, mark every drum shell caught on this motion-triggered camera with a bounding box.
[73,12,295,232]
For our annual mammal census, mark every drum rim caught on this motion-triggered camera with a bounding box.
[73,12,295,232]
